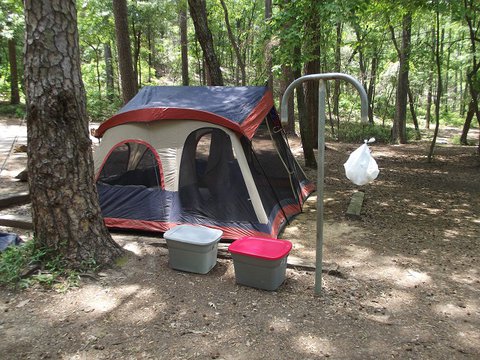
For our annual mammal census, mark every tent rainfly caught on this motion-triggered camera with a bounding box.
[93,86,315,239]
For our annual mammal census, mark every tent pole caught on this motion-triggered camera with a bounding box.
[280,73,368,295]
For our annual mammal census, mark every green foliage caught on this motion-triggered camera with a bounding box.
[0,102,25,118]
[451,134,476,146]
[329,123,392,143]
[86,94,122,122]
[327,121,420,144]
[440,111,467,128]
[0,239,79,291]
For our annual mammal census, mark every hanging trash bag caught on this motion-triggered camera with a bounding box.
[343,138,379,186]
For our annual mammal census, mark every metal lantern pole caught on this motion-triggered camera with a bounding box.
[280,73,369,295]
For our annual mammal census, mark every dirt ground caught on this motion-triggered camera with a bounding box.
[0,116,479,359]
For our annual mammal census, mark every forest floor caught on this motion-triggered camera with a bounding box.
[0,115,479,359]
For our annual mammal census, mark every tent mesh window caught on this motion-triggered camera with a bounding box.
[98,142,161,188]
[245,117,299,218]
[179,128,256,222]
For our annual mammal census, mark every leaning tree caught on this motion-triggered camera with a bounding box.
[24,0,123,267]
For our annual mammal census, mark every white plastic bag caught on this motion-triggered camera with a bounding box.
[343,138,379,186]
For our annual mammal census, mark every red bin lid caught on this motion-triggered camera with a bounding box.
[228,236,292,260]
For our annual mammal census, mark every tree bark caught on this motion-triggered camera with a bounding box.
[179,0,189,86]
[188,0,223,85]
[8,38,20,105]
[112,0,137,103]
[390,13,412,144]
[24,0,123,267]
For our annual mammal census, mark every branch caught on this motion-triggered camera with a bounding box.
[389,25,400,56]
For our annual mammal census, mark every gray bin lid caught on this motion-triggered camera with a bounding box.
[164,225,223,245]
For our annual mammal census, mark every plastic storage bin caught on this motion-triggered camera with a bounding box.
[164,225,223,274]
[228,236,292,291]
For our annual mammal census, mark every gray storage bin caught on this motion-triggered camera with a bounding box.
[164,225,223,274]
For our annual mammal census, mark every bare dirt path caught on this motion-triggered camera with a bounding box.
[1,116,479,359]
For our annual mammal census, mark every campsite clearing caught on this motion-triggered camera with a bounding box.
[1,115,479,359]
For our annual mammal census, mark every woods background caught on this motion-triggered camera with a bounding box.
[1,0,479,148]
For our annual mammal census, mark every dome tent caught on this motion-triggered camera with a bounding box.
[93,86,314,239]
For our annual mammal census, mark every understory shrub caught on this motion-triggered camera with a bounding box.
[0,239,79,291]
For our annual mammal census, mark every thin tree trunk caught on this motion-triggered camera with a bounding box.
[463,0,480,154]
[304,2,320,147]
[265,0,273,90]
[354,24,367,91]
[131,20,142,88]
[293,47,316,168]
[8,39,20,105]
[280,65,295,135]
[407,83,420,139]
[333,22,342,121]
[179,1,189,86]
[24,0,123,266]
[112,0,137,103]
[367,55,378,124]
[89,44,102,99]
[428,12,442,162]
[390,13,412,144]
[444,28,451,113]
[220,0,246,85]
[104,43,114,101]
[188,0,223,85]
[460,101,474,145]
[147,27,152,83]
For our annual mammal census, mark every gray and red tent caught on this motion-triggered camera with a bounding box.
[93,86,314,239]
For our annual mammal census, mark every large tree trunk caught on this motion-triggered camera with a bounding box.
[179,0,189,86]
[188,0,223,86]
[24,0,123,267]
[112,0,137,103]
[8,38,20,105]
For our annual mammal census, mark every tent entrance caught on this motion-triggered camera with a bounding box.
[179,127,256,222]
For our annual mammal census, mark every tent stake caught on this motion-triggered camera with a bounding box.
[280,73,369,295]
